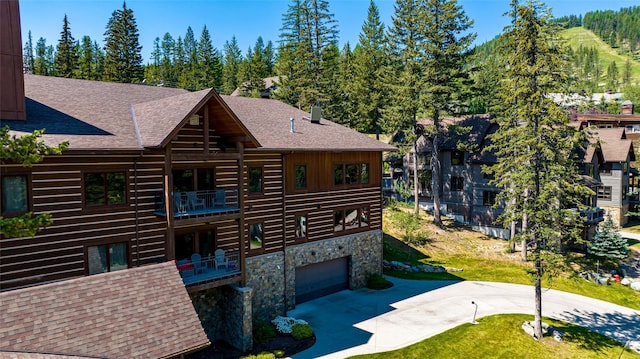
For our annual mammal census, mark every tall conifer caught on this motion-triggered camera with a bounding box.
[103,2,143,83]
[55,15,78,78]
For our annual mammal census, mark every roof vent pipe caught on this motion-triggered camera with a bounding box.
[290,117,295,133]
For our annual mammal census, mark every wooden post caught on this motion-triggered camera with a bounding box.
[203,105,209,154]
[237,141,246,286]
[165,144,175,260]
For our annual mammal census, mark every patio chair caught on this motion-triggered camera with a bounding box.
[187,191,205,211]
[173,192,187,213]
[214,248,228,270]
[191,253,205,274]
[214,189,226,208]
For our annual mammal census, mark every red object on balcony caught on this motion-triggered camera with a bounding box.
[176,262,194,272]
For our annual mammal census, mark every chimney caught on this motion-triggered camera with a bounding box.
[621,100,634,115]
[0,0,26,121]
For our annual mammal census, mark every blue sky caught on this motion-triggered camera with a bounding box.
[19,0,639,63]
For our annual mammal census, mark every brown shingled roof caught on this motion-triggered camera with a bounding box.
[0,262,210,359]
[220,95,396,152]
[593,128,636,162]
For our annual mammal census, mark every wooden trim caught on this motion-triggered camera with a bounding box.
[203,105,210,154]
[164,144,175,260]
[186,274,242,293]
[172,153,241,161]
[236,141,246,286]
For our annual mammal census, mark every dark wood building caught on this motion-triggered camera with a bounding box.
[0,3,394,349]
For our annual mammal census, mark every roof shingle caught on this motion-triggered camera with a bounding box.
[0,262,209,359]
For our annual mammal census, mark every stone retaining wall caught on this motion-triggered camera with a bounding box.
[245,252,286,321]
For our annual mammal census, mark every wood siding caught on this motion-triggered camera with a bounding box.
[1,153,168,289]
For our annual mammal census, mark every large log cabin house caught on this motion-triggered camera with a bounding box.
[0,1,395,355]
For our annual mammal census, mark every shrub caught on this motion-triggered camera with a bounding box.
[253,319,276,344]
[240,353,275,359]
[271,316,308,334]
[367,273,392,290]
[273,349,285,358]
[291,323,314,340]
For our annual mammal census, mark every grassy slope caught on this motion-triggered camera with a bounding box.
[349,314,640,359]
[382,204,640,310]
[561,27,640,85]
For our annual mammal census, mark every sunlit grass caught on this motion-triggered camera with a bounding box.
[348,314,640,359]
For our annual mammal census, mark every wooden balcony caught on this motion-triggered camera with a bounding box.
[154,189,240,219]
[176,250,241,290]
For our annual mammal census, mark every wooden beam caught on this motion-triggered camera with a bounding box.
[172,153,241,161]
[164,144,175,261]
[203,105,210,154]
[237,141,246,286]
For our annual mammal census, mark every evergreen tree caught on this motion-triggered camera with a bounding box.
[486,0,592,340]
[352,0,388,135]
[623,59,632,86]
[160,32,176,85]
[34,37,54,76]
[54,14,78,78]
[222,36,242,94]
[317,43,342,121]
[606,61,619,91]
[334,42,358,127]
[263,40,276,76]
[197,25,223,91]
[589,216,629,265]
[421,0,474,225]
[276,0,339,110]
[103,2,144,83]
[23,31,35,74]
[183,26,199,89]
[77,36,96,79]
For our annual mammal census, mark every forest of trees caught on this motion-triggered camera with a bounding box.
[583,6,640,57]
[23,0,640,131]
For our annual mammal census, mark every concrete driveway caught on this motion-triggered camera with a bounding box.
[288,278,640,358]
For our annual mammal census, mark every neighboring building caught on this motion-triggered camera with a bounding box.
[0,1,395,354]
[393,114,637,240]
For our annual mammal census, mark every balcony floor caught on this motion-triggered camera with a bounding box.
[180,263,241,286]
[155,206,240,218]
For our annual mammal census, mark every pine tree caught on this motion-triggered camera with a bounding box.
[276,0,339,110]
[197,25,223,91]
[54,14,78,78]
[34,37,54,76]
[77,36,96,80]
[182,26,198,90]
[334,42,358,127]
[606,61,619,91]
[589,216,629,265]
[421,0,474,225]
[486,0,592,340]
[23,31,35,74]
[103,2,144,83]
[352,0,388,135]
[160,32,176,85]
[222,36,242,94]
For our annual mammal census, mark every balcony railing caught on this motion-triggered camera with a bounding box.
[176,250,241,286]
[154,189,240,218]
[580,207,605,224]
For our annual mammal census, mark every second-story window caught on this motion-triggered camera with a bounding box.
[295,165,307,189]
[334,163,370,186]
[1,174,29,215]
[84,172,126,206]
[248,167,263,194]
[87,242,128,275]
[451,150,464,165]
[450,176,464,192]
[482,191,498,206]
[601,163,612,176]
[597,186,612,200]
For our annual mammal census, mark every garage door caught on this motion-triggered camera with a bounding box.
[295,257,349,304]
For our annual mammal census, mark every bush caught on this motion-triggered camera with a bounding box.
[240,353,275,359]
[273,349,285,358]
[367,273,393,290]
[291,323,314,340]
[253,319,276,344]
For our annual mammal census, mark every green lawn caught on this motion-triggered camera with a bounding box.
[382,205,640,310]
[348,314,640,359]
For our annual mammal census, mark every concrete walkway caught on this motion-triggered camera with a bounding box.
[288,279,640,358]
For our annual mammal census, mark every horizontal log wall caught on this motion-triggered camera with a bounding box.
[243,153,284,255]
[0,153,168,290]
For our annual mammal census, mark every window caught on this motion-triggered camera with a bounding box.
[295,215,307,239]
[451,151,464,165]
[334,164,344,186]
[1,174,28,215]
[295,165,307,189]
[87,242,128,275]
[345,164,359,185]
[483,191,498,206]
[582,164,595,177]
[84,172,126,206]
[334,163,370,186]
[450,176,464,191]
[597,186,612,200]
[601,163,612,176]
[334,207,370,233]
[250,223,263,250]
[361,163,369,184]
[248,167,263,193]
